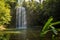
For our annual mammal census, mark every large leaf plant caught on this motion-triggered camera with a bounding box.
[40,16,60,40]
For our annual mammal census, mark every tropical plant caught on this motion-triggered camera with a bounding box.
[40,17,60,40]
[0,0,11,26]
[0,0,11,40]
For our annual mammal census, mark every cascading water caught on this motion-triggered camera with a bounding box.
[16,0,27,40]
[16,7,27,29]
[16,0,27,29]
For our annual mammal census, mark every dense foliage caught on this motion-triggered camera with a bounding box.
[0,0,11,25]
[42,0,60,27]
[42,0,60,20]
[22,0,41,26]
[22,0,60,27]
[40,17,60,40]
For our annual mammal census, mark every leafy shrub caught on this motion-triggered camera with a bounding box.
[40,17,60,40]
[0,0,11,25]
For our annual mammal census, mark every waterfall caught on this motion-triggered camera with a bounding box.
[16,0,27,29]
[16,0,27,40]
[16,7,27,29]
[16,7,27,40]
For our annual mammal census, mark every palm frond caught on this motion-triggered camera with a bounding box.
[50,21,60,26]
[50,25,58,35]
[42,17,53,32]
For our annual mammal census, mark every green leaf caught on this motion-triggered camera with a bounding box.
[56,28,60,31]
[40,30,50,37]
[50,21,60,26]
[52,35,55,40]
[0,0,11,25]
[50,25,58,35]
[42,17,53,32]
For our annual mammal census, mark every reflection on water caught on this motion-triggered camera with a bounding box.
[9,29,27,40]
[9,28,40,40]
[4,26,58,40]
